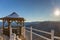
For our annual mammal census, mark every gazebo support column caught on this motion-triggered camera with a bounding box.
[18,21,22,37]
[3,20,4,34]
[7,20,11,37]
[23,20,24,26]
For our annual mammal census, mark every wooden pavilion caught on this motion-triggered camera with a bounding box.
[0,12,25,37]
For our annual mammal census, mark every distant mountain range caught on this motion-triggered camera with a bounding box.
[26,21,60,31]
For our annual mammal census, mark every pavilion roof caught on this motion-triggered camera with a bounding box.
[4,12,21,18]
[0,12,25,21]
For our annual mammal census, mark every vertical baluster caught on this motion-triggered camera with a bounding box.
[24,26,26,38]
[30,26,32,40]
[51,30,54,40]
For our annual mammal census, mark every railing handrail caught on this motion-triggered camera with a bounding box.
[25,27,60,40]
[25,27,51,34]
[54,36,60,39]
[26,30,51,40]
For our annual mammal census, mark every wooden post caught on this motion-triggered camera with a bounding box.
[7,20,11,37]
[19,21,22,37]
[30,26,32,40]
[51,30,54,40]
[3,20,4,40]
[24,26,26,38]
[10,25,12,40]
[3,20,4,34]
[23,21,24,26]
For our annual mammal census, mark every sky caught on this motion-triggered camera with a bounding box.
[0,0,60,22]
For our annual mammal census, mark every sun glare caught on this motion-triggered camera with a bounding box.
[54,8,60,16]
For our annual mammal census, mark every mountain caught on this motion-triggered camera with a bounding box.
[25,22,40,27]
[25,21,60,31]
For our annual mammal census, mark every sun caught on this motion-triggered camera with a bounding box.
[54,8,60,16]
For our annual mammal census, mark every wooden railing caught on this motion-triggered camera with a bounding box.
[22,26,60,40]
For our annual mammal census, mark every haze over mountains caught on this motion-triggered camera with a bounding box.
[26,21,60,31]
